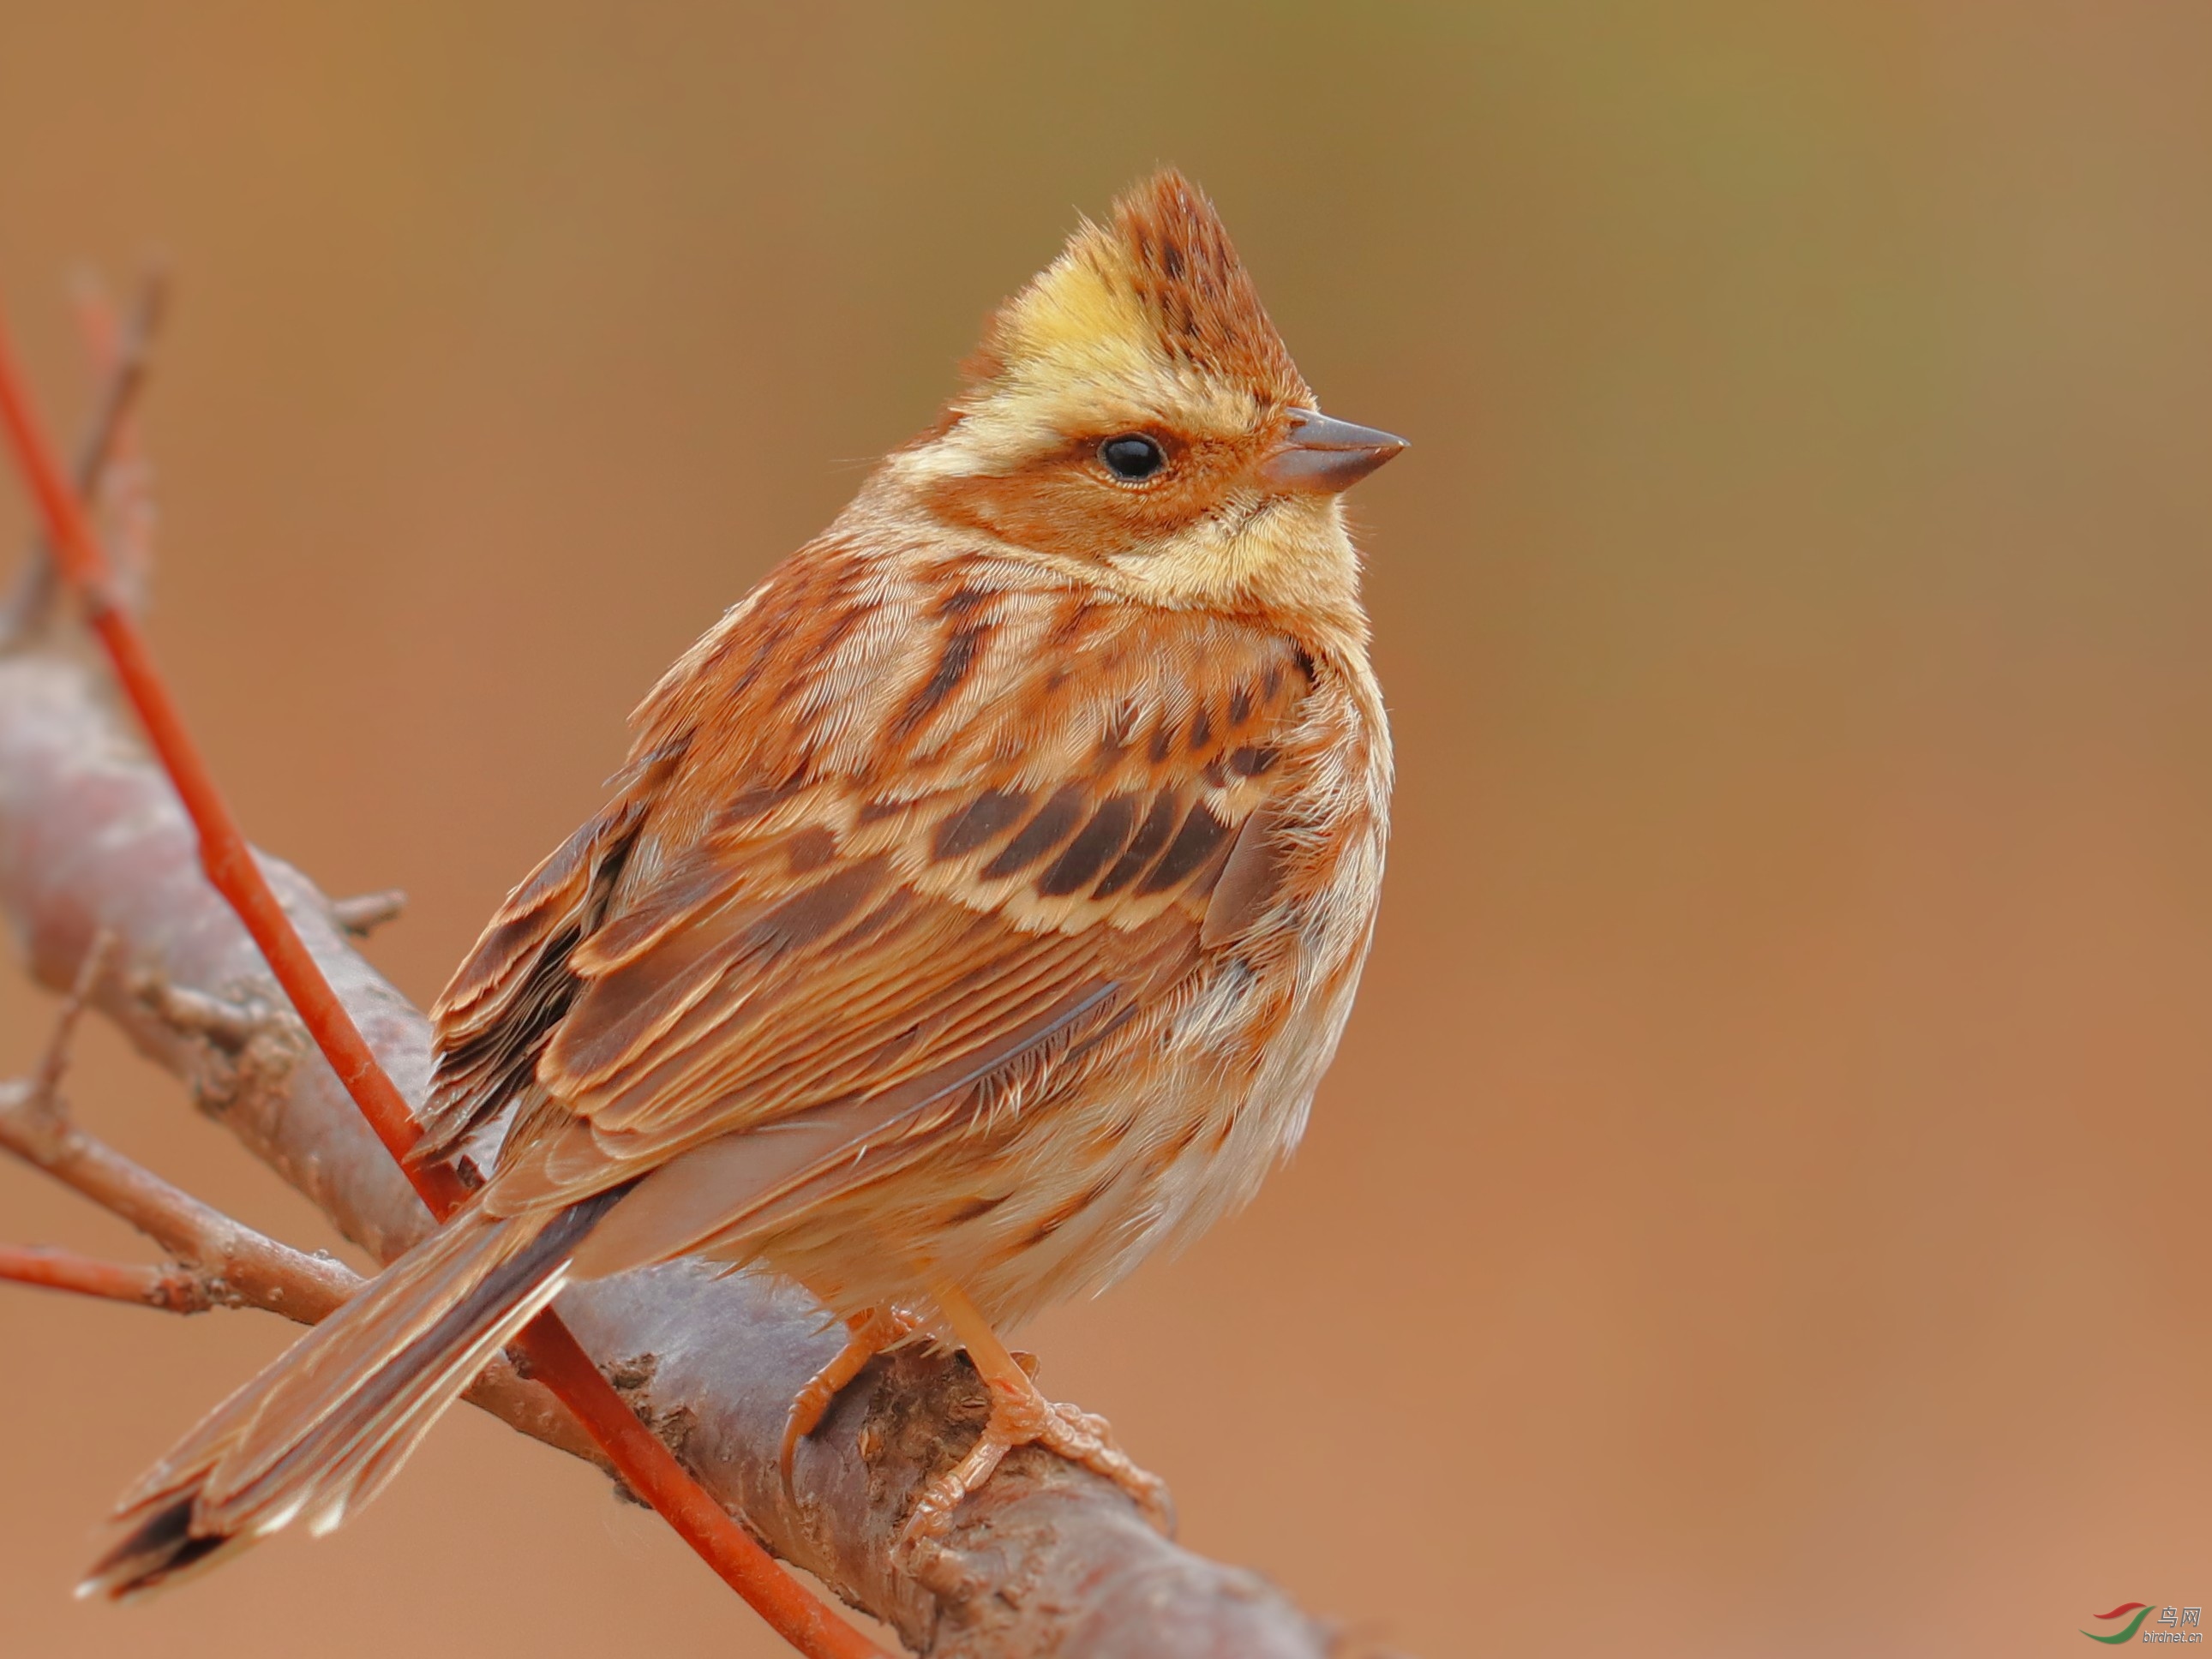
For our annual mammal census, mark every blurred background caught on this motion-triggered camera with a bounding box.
[2,4,2208,1656]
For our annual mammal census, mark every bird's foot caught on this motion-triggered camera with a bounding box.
[781,1304,920,1493]
[897,1364,1172,1554]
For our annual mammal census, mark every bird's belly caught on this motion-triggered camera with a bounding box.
[748,947,1363,1339]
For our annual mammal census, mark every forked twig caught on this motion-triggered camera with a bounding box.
[0,269,162,645]
[0,938,359,1323]
[0,937,600,1458]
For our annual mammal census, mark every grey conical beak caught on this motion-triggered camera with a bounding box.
[1260,408,1409,494]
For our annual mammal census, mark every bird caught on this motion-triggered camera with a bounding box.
[82,165,1402,1596]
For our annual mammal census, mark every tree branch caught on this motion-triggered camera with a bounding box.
[0,269,161,646]
[0,936,607,1461]
[0,1244,218,1312]
[327,888,407,938]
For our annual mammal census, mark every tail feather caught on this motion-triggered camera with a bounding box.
[81,1190,621,1600]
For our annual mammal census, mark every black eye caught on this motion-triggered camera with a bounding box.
[1099,434,1166,482]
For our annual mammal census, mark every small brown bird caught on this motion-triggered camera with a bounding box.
[85,167,1400,1594]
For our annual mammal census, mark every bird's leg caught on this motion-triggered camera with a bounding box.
[781,1304,921,1490]
[899,1277,1172,1550]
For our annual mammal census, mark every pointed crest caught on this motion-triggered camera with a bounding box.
[964,169,1311,415]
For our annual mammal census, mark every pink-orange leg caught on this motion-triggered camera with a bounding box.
[780,1305,920,1491]
[900,1278,1172,1551]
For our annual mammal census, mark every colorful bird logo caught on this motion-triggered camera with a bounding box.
[2084,1602,2155,1644]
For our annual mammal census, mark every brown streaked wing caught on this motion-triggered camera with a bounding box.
[465,594,1312,1249]
[416,746,680,1161]
[484,826,1199,1215]
[481,796,1279,1238]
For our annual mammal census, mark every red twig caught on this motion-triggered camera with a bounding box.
[0,297,878,1659]
[0,1243,203,1311]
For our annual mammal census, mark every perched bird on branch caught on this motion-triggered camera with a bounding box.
[85,166,1403,1595]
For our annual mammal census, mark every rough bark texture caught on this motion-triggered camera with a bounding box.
[0,645,1343,1658]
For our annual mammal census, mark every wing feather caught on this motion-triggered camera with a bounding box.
[415,746,682,1160]
[425,560,1316,1263]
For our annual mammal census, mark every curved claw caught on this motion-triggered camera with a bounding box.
[1036,1399,1173,1534]
[897,1369,1173,1554]
[779,1305,920,1495]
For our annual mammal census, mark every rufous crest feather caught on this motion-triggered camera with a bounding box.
[965,168,1310,413]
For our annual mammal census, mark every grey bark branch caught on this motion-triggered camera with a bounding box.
[0,1057,365,1326]
[0,936,598,1448]
[0,646,1344,1657]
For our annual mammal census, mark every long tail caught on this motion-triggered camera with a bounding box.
[80,1189,622,1599]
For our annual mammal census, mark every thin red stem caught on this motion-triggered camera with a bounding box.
[0,1243,178,1307]
[0,300,878,1659]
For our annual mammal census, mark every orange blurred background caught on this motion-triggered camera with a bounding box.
[3,5,2209,1656]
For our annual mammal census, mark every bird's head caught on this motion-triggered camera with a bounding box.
[879,169,1405,626]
